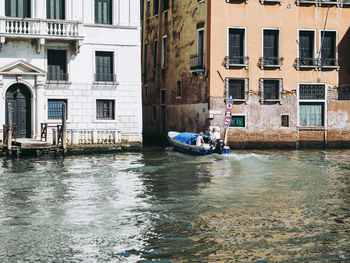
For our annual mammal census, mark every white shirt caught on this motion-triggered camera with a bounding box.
[196,135,203,146]
[211,131,220,142]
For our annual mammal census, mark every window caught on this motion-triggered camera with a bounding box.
[320,31,336,67]
[152,105,157,120]
[95,51,114,82]
[262,29,280,66]
[144,85,149,100]
[298,30,315,66]
[96,100,115,120]
[260,79,282,101]
[5,0,31,18]
[176,81,181,97]
[230,116,245,127]
[281,115,289,127]
[227,28,246,66]
[227,79,248,100]
[153,0,159,15]
[47,0,65,19]
[161,36,167,68]
[161,90,166,105]
[47,50,67,81]
[162,0,169,11]
[95,0,112,24]
[48,99,67,120]
[299,84,325,127]
[153,39,158,70]
[144,43,148,82]
[197,28,204,68]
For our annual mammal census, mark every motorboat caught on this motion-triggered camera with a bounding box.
[167,131,229,155]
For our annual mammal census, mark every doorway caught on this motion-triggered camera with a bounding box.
[5,83,32,138]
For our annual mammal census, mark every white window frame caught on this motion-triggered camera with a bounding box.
[45,97,70,123]
[297,28,317,61]
[225,78,248,102]
[161,35,167,68]
[226,26,247,68]
[259,78,283,103]
[229,114,248,129]
[261,27,280,59]
[318,29,338,68]
[94,98,116,123]
[197,27,205,67]
[92,47,117,84]
[297,83,327,128]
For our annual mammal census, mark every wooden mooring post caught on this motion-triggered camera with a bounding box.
[62,103,67,151]
[7,103,12,155]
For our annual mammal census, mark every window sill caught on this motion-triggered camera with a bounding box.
[93,81,119,85]
[93,119,116,123]
[46,80,71,84]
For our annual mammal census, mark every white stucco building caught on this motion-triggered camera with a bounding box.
[0,0,142,146]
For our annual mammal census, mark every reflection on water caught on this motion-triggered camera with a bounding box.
[0,148,349,262]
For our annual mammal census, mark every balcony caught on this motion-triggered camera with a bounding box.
[94,73,117,83]
[319,58,340,70]
[259,57,284,70]
[260,0,283,4]
[0,17,83,54]
[225,56,249,69]
[296,0,339,5]
[295,58,319,70]
[190,54,205,72]
[47,72,69,83]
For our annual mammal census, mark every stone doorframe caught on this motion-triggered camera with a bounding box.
[0,60,46,140]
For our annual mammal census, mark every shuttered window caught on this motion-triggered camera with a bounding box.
[95,0,112,24]
[162,0,169,11]
[95,51,114,82]
[5,0,31,18]
[47,0,65,19]
[263,79,280,100]
[299,31,314,65]
[228,28,244,64]
[321,31,336,66]
[263,29,279,65]
[153,0,159,15]
[47,50,67,81]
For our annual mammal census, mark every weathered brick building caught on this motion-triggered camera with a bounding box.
[141,0,350,148]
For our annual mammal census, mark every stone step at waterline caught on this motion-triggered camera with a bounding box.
[14,139,51,150]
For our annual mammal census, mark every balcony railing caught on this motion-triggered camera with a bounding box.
[225,56,249,69]
[319,58,339,69]
[296,0,339,5]
[190,54,205,72]
[0,17,80,38]
[94,74,117,83]
[259,57,284,69]
[260,0,283,4]
[296,57,339,70]
[47,72,69,82]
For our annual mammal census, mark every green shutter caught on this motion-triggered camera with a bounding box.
[47,0,64,19]
[95,0,111,24]
[300,103,323,127]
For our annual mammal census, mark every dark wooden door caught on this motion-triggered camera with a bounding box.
[5,84,31,138]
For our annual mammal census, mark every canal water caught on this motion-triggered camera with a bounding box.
[0,148,349,262]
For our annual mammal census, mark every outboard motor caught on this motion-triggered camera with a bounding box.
[214,139,225,154]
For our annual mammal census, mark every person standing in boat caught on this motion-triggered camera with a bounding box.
[196,132,205,146]
[211,128,221,143]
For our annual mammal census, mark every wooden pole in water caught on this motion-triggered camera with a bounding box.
[224,127,228,146]
[7,103,12,153]
[62,103,67,151]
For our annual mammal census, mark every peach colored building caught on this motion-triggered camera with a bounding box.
[141,0,350,148]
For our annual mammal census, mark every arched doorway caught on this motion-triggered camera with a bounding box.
[5,84,32,138]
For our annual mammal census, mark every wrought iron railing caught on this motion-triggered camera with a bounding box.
[225,56,249,68]
[319,58,339,68]
[296,58,319,69]
[190,54,205,71]
[259,57,284,69]
[47,72,69,81]
[260,0,283,4]
[94,74,116,82]
[296,58,339,70]
[296,0,339,4]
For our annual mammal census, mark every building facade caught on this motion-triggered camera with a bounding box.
[141,0,350,148]
[0,0,142,146]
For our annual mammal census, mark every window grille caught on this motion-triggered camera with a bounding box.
[299,84,325,100]
[48,99,67,120]
[260,79,282,102]
[227,79,248,100]
[230,116,245,127]
[96,100,115,120]
[281,115,289,127]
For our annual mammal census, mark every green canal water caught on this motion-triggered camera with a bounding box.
[0,148,349,262]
